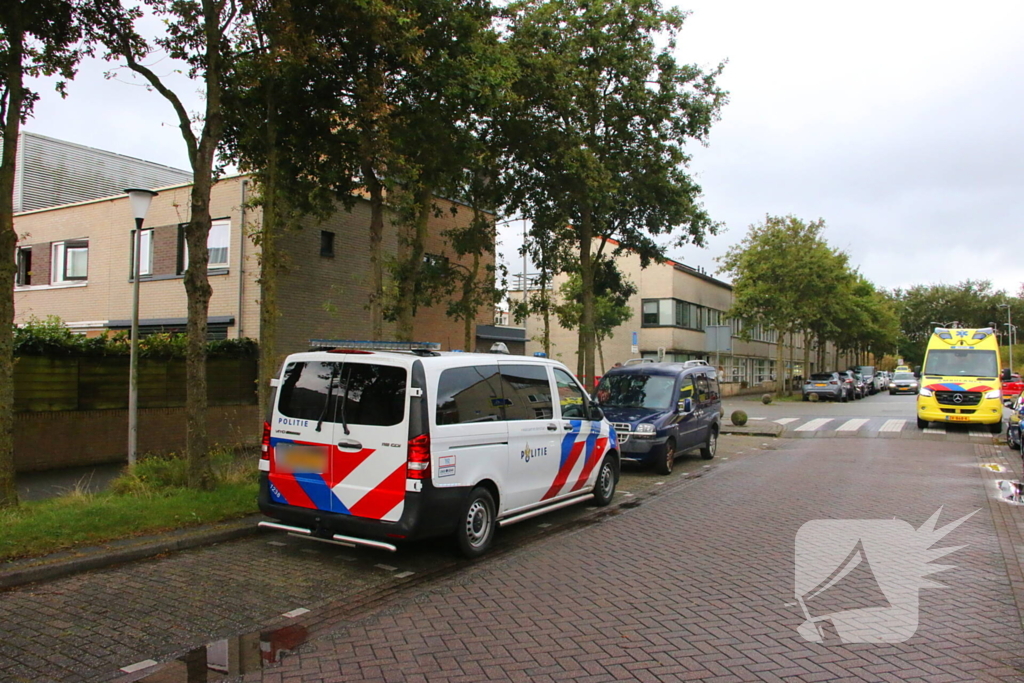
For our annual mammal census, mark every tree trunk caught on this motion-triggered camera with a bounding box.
[579,206,596,388]
[0,22,25,507]
[802,329,811,383]
[395,187,430,341]
[363,160,385,341]
[774,328,785,394]
[788,331,796,395]
[597,335,605,378]
[462,251,480,351]
[184,156,216,491]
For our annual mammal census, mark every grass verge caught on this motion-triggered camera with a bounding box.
[0,451,258,562]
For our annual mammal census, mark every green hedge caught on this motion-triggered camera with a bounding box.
[15,316,257,359]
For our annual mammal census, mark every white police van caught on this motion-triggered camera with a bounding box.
[258,341,620,557]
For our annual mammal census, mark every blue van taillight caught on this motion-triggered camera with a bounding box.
[407,434,431,479]
[261,421,273,461]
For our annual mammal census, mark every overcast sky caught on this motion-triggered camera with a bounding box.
[25,1,1024,295]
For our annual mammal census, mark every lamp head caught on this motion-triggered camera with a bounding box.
[124,189,158,222]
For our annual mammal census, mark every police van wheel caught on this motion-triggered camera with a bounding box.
[701,428,717,460]
[457,488,496,559]
[654,440,675,475]
[593,457,616,507]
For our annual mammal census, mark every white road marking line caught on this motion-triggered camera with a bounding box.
[537,523,551,528]
[795,418,833,432]
[774,418,799,425]
[879,419,906,432]
[748,417,767,421]
[836,418,869,432]
[969,431,991,438]
[923,427,945,434]
[267,541,287,547]
[120,660,158,674]
[375,564,397,571]
[395,571,415,579]
[282,608,309,618]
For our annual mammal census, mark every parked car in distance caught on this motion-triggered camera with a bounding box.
[1002,369,1023,399]
[857,366,880,395]
[888,371,919,395]
[803,372,847,402]
[595,359,721,475]
[843,370,865,399]
[1007,393,1024,452]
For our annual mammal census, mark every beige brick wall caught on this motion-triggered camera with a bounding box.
[14,176,260,338]
[517,239,833,378]
[275,195,495,359]
[14,177,492,357]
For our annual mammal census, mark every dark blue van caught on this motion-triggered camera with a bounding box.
[594,360,721,474]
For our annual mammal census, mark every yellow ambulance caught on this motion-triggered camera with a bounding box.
[916,327,1002,432]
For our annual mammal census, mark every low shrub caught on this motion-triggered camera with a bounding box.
[761,393,773,404]
[731,410,748,426]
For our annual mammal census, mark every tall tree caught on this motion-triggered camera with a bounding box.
[501,0,726,386]
[0,0,87,507]
[90,0,246,490]
[221,0,360,414]
[718,215,845,395]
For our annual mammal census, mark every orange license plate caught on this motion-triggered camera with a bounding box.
[278,444,327,472]
[946,416,972,422]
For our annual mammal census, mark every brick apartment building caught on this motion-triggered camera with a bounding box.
[513,239,842,388]
[14,173,497,359]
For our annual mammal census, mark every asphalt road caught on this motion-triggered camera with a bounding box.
[5,396,1024,682]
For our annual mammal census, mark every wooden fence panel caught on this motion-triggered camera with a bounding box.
[13,357,79,412]
[14,356,257,412]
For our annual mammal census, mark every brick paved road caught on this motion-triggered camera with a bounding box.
[0,440,732,683]
[232,437,1024,682]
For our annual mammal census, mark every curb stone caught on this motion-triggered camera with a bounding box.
[0,513,266,591]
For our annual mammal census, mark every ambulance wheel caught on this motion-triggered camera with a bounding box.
[654,439,676,475]
[593,456,617,506]
[457,488,495,559]
[701,427,717,460]
[990,421,1002,435]
[916,416,928,429]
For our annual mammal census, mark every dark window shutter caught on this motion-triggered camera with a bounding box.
[32,243,52,284]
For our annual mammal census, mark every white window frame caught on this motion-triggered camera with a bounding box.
[181,219,231,270]
[51,240,89,284]
[133,228,153,278]
[207,220,230,268]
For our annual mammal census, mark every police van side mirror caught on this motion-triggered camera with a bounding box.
[1003,368,1013,381]
[589,402,604,420]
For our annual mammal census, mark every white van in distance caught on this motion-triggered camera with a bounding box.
[258,341,620,557]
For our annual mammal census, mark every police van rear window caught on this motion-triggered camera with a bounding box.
[278,361,407,426]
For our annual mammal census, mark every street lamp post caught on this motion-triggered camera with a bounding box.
[125,189,158,469]
[999,304,1013,374]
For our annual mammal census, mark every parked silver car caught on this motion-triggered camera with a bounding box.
[803,372,848,402]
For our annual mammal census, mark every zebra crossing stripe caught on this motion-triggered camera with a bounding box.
[879,419,905,432]
[836,418,868,432]
[774,417,799,425]
[795,418,833,432]
[969,431,991,438]
[923,427,945,434]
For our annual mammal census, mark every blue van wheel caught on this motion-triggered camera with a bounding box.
[654,440,675,475]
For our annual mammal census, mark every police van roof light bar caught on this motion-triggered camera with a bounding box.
[309,339,442,352]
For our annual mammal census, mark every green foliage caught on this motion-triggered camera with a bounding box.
[500,0,726,379]
[13,316,257,359]
[886,280,1023,366]
[554,264,636,341]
